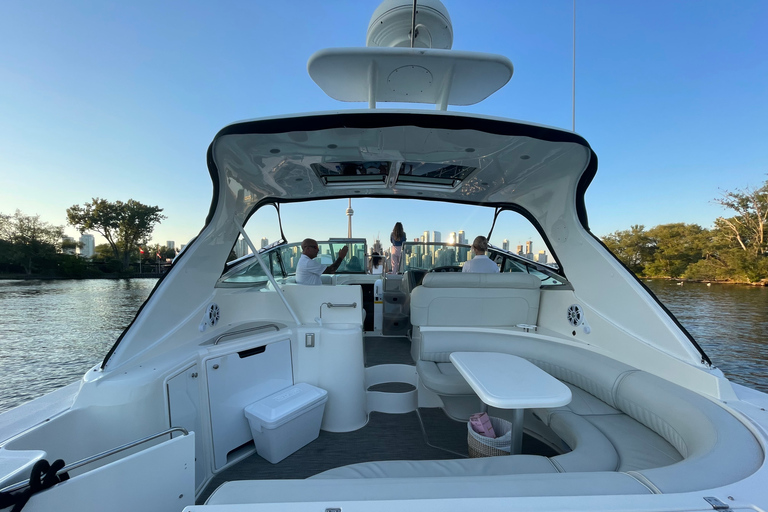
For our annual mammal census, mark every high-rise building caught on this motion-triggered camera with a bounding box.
[525,240,534,260]
[502,239,509,251]
[448,232,457,244]
[79,233,95,258]
[432,231,441,243]
[260,237,269,249]
[423,231,429,244]
[167,241,175,250]
[235,238,249,258]
[458,231,466,245]
[516,244,523,256]
[536,250,548,264]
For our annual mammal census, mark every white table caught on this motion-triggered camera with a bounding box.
[449,352,572,454]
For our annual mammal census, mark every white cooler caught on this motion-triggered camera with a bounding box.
[244,383,328,464]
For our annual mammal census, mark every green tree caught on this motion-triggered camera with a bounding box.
[714,179,768,257]
[147,244,176,262]
[61,237,82,255]
[0,210,64,274]
[602,225,652,275]
[163,246,178,260]
[93,243,117,261]
[643,223,709,278]
[67,199,166,271]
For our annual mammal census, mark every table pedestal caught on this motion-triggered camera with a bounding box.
[509,408,524,454]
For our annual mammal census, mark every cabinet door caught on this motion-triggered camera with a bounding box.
[206,338,292,470]
[167,364,207,490]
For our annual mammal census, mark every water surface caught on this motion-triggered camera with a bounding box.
[644,279,768,392]
[0,279,157,413]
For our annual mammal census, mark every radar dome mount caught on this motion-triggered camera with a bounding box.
[366,0,453,49]
[308,0,513,110]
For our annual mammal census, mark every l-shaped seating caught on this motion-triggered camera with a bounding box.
[312,337,762,493]
[206,337,763,503]
[404,271,762,492]
[205,272,763,504]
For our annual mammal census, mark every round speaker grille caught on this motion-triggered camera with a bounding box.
[567,304,583,327]
[208,303,220,327]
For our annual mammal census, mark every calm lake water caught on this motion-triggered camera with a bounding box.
[0,278,766,413]
[0,279,159,413]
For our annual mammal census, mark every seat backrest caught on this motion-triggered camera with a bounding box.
[410,272,541,328]
[616,371,763,493]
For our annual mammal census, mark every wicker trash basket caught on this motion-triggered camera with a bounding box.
[467,416,512,457]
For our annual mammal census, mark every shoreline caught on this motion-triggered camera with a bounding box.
[641,276,768,287]
[3,274,766,286]
[0,273,161,281]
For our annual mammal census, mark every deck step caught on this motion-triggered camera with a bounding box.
[365,364,418,414]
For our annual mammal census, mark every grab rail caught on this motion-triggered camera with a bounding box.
[214,323,280,345]
[0,427,189,493]
[319,301,357,321]
[322,302,357,309]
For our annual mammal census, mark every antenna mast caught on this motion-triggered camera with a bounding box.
[572,0,576,132]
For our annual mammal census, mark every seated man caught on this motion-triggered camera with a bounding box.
[462,235,500,273]
[296,239,349,285]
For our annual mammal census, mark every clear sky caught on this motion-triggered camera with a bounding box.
[1,1,766,251]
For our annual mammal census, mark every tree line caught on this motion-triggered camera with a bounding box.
[3,180,766,282]
[0,198,167,278]
[602,179,768,283]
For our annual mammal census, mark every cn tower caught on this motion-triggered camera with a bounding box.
[346,198,354,237]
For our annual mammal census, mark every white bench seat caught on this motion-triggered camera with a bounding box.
[410,272,543,418]
[205,472,654,505]
[312,454,558,479]
[416,360,474,396]
[304,338,763,494]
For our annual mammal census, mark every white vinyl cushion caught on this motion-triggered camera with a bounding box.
[417,360,474,395]
[616,371,763,493]
[312,454,557,479]
[420,272,541,289]
[411,273,541,328]
[548,411,619,473]
[206,473,653,504]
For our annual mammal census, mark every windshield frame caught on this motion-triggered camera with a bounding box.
[217,238,369,287]
[400,241,568,286]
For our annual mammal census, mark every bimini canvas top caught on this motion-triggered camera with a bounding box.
[208,110,597,228]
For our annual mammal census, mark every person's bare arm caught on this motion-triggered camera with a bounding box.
[323,245,349,274]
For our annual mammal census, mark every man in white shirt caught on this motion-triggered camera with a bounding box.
[462,235,500,273]
[295,238,349,285]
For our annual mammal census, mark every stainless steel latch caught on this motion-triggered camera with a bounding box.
[704,497,730,510]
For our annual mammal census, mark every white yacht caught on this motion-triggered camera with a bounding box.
[2,1,766,511]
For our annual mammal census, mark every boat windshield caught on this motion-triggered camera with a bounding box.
[401,242,566,286]
[219,239,368,286]
[215,198,565,287]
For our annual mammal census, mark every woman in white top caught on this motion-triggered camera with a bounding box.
[462,236,500,273]
[370,252,384,274]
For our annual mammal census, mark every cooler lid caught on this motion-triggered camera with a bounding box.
[244,383,328,428]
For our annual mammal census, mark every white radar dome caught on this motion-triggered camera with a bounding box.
[366,0,453,49]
